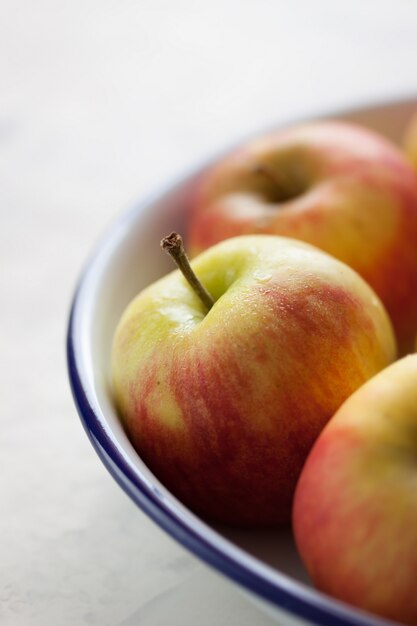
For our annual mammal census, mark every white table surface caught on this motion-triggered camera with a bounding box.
[1,2,417,624]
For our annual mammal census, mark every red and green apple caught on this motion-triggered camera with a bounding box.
[293,354,417,625]
[187,121,417,354]
[112,234,396,526]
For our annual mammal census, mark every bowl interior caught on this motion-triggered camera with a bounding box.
[70,96,416,626]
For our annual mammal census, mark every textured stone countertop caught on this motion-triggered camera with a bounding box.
[1,1,416,624]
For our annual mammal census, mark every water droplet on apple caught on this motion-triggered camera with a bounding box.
[253,270,272,284]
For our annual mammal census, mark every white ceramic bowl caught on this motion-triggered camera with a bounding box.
[67,96,417,626]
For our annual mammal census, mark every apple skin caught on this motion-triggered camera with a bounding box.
[293,355,417,625]
[187,121,417,355]
[112,235,396,527]
[403,111,417,169]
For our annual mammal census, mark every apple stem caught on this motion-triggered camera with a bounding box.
[253,164,281,187]
[161,232,215,311]
[252,164,294,200]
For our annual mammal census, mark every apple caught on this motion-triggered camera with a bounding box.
[403,110,417,169]
[187,121,417,355]
[112,234,396,526]
[293,354,417,625]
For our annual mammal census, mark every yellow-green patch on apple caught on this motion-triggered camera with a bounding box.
[403,110,417,169]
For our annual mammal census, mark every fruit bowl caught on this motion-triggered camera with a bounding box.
[67,96,416,626]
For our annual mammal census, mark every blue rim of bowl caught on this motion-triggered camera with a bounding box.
[66,94,414,626]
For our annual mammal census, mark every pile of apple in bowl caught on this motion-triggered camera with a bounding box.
[68,99,417,626]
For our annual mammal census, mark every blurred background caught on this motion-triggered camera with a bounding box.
[1,1,417,624]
